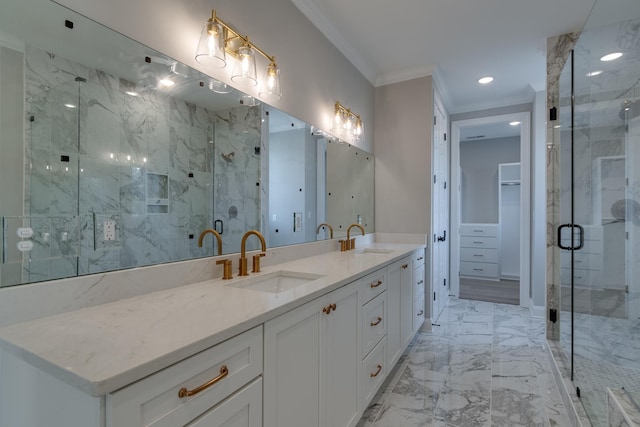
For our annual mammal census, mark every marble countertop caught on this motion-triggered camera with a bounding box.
[0,243,423,397]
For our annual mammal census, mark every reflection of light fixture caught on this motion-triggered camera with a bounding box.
[509,121,521,126]
[601,52,623,62]
[331,101,364,143]
[478,76,494,84]
[158,78,175,88]
[195,10,282,101]
[63,103,77,109]
[240,94,260,107]
[125,91,139,97]
[587,70,603,77]
[208,78,232,94]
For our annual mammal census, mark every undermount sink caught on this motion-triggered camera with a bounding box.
[356,248,395,255]
[227,270,325,293]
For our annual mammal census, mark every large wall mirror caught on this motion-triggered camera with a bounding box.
[0,0,374,287]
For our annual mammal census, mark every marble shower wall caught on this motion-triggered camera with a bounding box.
[18,45,261,283]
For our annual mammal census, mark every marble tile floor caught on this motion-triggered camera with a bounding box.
[358,298,572,427]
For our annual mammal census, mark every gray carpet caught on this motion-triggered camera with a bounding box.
[459,277,519,305]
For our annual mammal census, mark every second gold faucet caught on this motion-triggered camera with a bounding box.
[239,230,267,276]
[341,223,365,251]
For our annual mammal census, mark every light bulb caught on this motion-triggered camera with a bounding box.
[195,15,226,68]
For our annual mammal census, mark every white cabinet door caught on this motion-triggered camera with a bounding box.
[264,281,360,427]
[400,259,413,349]
[186,378,262,427]
[264,297,324,427]
[321,282,360,427]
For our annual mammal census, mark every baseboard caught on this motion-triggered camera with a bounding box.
[530,302,545,318]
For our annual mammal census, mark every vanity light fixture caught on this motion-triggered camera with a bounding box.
[600,52,623,62]
[331,101,363,143]
[195,10,282,101]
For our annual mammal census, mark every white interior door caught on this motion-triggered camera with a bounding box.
[431,92,450,320]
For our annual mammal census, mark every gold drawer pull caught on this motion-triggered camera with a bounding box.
[370,364,382,378]
[417,280,424,285]
[322,303,337,314]
[178,365,229,398]
[417,310,424,316]
[402,264,408,269]
[370,316,382,326]
[370,280,383,288]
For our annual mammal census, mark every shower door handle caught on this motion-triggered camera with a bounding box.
[557,224,584,250]
[214,219,223,235]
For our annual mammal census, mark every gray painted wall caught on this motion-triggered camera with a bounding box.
[374,76,433,234]
[460,136,520,223]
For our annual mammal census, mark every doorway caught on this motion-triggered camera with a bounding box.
[450,112,531,306]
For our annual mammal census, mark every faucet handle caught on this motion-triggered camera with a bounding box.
[339,240,347,252]
[252,253,266,273]
[216,259,233,280]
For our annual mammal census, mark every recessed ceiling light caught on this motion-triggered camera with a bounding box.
[158,78,175,88]
[586,70,603,77]
[509,121,521,126]
[478,76,494,84]
[600,52,623,62]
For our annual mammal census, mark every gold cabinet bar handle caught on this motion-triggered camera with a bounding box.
[178,365,229,398]
[370,364,382,378]
[322,303,337,314]
[370,280,383,288]
[417,256,423,261]
[370,316,382,327]
[417,310,424,316]
[402,264,408,269]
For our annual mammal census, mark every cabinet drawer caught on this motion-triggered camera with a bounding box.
[460,224,497,237]
[361,292,387,358]
[413,296,425,332]
[413,264,425,301]
[186,377,262,427]
[460,247,498,263]
[108,326,263,427]
[460,236,497,249]
[360,269,387,305]
[460,261,498,278]
[412,250,425,268]
[360,336,386,409]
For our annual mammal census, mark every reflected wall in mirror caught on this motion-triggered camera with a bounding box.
[0,0,374,288]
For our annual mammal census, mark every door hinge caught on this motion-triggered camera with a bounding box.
[443,278,447,287]
[549,309,557,323]
[626,231,629,240]
[444,181,447,189]
[433,291,436,301]
[434,175,437,184]
[550,106,557,121]
[576,386,581,398]
[434,116,437,125]
[434,234,437,243]
[444,133,447,141]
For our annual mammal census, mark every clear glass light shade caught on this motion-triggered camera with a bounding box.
[208,78,232,94]
[231,45,257,86]
[259,62,282,102]
[195,20,226,68]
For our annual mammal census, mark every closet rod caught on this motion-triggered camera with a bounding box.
[500,182,520,186]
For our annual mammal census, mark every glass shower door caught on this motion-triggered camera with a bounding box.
[558,7,640,425]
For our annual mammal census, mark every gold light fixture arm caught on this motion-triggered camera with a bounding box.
[209,10,276,64]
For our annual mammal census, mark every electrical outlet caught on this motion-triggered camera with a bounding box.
[104,220,116,241]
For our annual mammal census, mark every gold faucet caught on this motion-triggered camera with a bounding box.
[239,230,267,276]
[345,223,365,251]
[198,228,222,255]
[316,223,334,239]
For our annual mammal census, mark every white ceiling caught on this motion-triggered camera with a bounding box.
[291,0,598,113]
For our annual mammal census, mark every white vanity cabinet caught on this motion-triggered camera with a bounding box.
[107,325,263,427]
[263,280,360,427]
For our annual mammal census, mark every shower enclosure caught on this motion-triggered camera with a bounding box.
[557,0,640,424]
